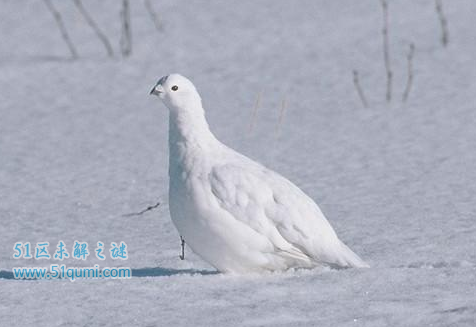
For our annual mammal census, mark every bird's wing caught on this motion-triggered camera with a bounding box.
[209,161,343,265]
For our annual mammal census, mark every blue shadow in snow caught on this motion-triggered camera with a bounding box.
[0,270,14,280]
[131,266,219,277]
[0,267,219,280]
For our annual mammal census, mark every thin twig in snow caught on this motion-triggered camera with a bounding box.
[402,43,415,103]
[380,0,392,102]
[42,0,78,59]
[435,0,449,47]
[353,70,368,108]
[73,0,114,57]
[275,98,287,135]
[248,91,262,133]
[123,201,161,217]
[144,0,164,31]
[120,0,132,57]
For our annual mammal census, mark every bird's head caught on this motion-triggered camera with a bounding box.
[150,74,202,112]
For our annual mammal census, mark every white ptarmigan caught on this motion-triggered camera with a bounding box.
[150,74,369,273]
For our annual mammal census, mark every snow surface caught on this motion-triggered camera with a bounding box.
[0,0,475,326]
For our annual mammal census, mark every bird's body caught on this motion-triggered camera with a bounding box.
[151,74,369,273]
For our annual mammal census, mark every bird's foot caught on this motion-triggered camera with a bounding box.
[179,236,185,260]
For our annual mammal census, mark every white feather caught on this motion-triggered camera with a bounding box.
[151,73,369,273]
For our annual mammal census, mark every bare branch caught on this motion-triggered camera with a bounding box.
[120,0,132,57]
[353,70,369,108]
[275,98,287,135]
[402,43,415,103]
[248,90,262,133]
[42,0,78,59]
[380,0,392,102]
[144,0,164,31]
[123,201,161,217]
[73,0,114,57]
[435,0,449,47]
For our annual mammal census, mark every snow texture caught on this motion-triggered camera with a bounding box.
[0,0,475,326]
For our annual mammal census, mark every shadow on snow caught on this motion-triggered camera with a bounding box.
[131,266,219,277]
[0,266,218,280]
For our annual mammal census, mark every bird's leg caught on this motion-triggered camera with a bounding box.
[179,236,185,260]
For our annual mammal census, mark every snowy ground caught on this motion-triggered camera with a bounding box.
[1,0,475,326]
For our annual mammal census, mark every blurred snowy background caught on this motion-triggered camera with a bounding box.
[0,0,475,326]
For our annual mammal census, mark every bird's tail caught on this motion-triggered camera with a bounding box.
[337,241,370,268]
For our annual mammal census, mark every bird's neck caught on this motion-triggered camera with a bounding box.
[168,104,219,160]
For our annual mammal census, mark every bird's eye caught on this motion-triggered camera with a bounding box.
[171,85,178,91]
